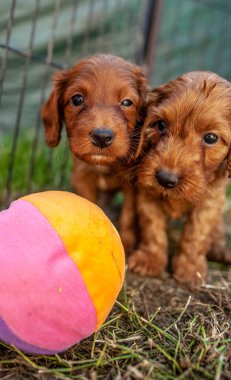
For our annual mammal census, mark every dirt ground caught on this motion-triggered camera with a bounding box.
[0,202,230,380]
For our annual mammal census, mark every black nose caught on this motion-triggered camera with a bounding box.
[90,128,114,148]
[156,170,179,189]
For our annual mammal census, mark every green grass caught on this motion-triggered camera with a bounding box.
[1,0,231,377]
[0,131,72,205]
[1,132,231,206]
[1,133,231,380]
[0,271,230,379]
[1,135,231,379]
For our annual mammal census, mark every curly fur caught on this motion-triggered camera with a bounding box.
[128,71,231,286]
[41,54,148,253]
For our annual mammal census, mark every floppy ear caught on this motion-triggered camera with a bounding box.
[147,74,187,106]
[127,66,148,160]
[227,81,231,178]
[133,65,148,108]
[227,150,231,178]
[40,71,67,147]
[142,84,168,145]
[147,79,176,106]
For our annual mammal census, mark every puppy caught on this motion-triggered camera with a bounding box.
[41,54,147,253]
[128,71,231,286]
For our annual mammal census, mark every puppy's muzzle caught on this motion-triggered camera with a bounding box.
[156,170,179,189]
[90,128,114,149]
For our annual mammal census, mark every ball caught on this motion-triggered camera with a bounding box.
[0,191,125,354]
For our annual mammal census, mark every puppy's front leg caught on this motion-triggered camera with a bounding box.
[207,214,231,264]
[72,160,98,204]
[128,189,168,276]
[119,183,137,255]
[172,187,225,286]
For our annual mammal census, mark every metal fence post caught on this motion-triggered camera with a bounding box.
[136,0,163,82]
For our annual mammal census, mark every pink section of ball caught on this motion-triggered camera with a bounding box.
[0,199,97,352]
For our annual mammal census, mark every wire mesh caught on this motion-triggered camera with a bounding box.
[150,0,231,86]
[0,0,147,207]
[0,0,231,208]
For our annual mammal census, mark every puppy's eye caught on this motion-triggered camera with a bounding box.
[156,119,167,133]
[71,94,84,106]
[203,133,218,145]
[121,99,133,107]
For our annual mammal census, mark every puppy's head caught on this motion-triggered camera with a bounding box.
[139,71,231,203]
[41,54,147,165]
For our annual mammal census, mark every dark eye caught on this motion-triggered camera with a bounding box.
[71,94,84,106]
[121,99,133,107]
[203,133,218,145]
[156,119,167,133]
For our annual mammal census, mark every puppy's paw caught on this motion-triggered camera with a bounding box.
[128,249,167,277]
[172,254,207,287]
[207,247,231,265]
[120,230,136,256]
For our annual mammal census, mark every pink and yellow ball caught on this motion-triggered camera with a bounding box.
[0,191,125,354]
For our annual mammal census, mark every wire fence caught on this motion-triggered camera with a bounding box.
[151,0,231,86]
[0,0,231,208]
[0,0,149,207]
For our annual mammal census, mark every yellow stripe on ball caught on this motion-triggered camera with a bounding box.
[22,191,125,328]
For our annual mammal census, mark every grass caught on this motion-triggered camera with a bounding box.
[1,132,231,206]
[0,131,72,206]
[0,135,231,379]
[0,269,230,379]
[1,0,231,376]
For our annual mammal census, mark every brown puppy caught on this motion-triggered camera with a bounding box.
[128,71,231,286]
[41,54,147,253]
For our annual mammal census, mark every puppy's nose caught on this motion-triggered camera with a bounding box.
[156,170,179,189]
[90,128,114,148]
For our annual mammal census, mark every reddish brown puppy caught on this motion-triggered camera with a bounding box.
[41,54,147,253]
[128,71,231,286]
